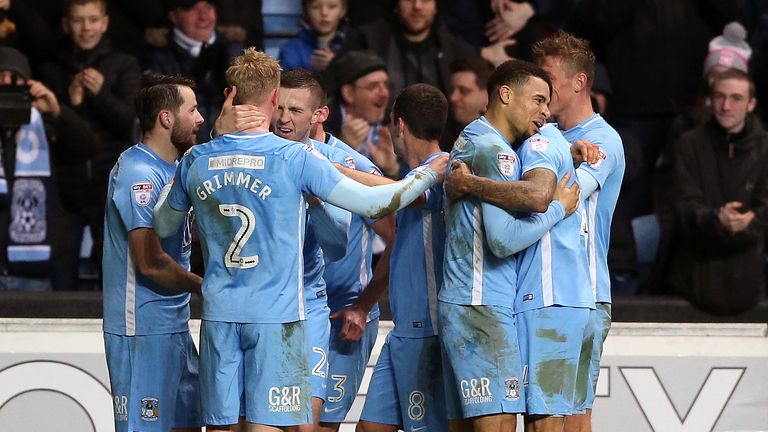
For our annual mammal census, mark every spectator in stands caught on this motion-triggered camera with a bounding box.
[441,57,493,150]
[0,47,99,290]
[325,50,399,176]
[36,0,140,289]
[279,0,350,73]
[143,0,230,142]
[668,69,768,315]
[342,0,498,105]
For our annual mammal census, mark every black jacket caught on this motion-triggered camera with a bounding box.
[143,33,231,143]
[342,18,476,103]
[669,117,768,314]
[37,38,141,209]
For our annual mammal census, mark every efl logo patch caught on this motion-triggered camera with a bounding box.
[140,397,158,422]
[497,153,516,176]
[505,377,520,400]
[590,149,607,169]
[453,135,467,151]
[529,136,550,152]
[344,156,356,169]
[132,182,153,206]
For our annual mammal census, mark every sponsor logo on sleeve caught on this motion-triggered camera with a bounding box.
[590,149,607,169]
[529,136,550,152]
[344,156,356,169]
[497,153,516,176]
[132,182,153,206]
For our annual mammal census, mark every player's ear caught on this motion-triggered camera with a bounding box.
[270,87,280,107]
[314,106,329,124]
[159,110,173,129]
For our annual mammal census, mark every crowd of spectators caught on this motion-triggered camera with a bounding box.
[0,0,766,316]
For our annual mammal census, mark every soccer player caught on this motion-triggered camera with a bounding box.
[343,83,450,432]
[531,32,625,431]
[102,74,204,432]
[439,59,581,432]
[272,68,355,432]
[152,48,446,432]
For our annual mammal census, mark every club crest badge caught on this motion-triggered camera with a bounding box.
[140,397,158,421]
[505,377,520,401]
[344,156,356,169]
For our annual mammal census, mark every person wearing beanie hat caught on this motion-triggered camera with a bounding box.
[703,22,752,78]
[0,47,99,289]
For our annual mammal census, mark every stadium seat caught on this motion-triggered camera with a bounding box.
[262,0,301,58]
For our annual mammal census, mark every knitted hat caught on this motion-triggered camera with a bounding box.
[0,47,31,79]
[703,22,752,76]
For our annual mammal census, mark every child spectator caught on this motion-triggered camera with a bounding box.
[279,0,349,72]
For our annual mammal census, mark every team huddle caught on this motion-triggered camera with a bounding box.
[102,32,625,432]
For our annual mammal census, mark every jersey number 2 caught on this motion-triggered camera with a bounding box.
[219,204,259,268]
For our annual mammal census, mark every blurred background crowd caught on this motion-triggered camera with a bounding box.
[0,0,766,317]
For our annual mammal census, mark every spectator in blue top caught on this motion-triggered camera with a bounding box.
[279,0,351,73]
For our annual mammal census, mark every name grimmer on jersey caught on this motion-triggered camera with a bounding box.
[196,155,272,201]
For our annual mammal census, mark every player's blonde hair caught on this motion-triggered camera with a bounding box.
[532,31,596,87]
[226,47,282,105]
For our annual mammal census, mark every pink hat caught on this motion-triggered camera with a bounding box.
[704,22,752,75]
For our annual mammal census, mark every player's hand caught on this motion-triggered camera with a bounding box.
[330,305,367,342]
[305,193,323,208]
[81,67,105,96]
[215,86,266,136]
[369,126,399,177]
[571,139,600,166]
[29,80,61,118]
[68,74,84,106]
[340,115,371,150]
[553,172,580,216]
[445,159,472,200]
[480,38,516,67]
[426,154,449,183]
[310,48,335,71]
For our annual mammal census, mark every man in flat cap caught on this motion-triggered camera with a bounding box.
[142,0,232,143]
[324,50,400,178]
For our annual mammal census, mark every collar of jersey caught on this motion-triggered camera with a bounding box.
[422,151,447,166]
[136,142,175,167]
[477,116,511,147]
[223,131,273,139]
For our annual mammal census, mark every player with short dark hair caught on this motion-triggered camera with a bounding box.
[102,73,204,432]
[439,59,581,432]
[352,83,450,432]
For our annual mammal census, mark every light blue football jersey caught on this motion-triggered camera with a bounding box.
[514,124,593,312]
[562,114,625,303]
[439,117,521,306]
[103,143,191,336]
[303,139,356,310]
[166,132,346,323]
[323,134,381,319]
[389,152,447,338]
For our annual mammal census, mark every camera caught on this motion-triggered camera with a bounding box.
[0,84,32,128]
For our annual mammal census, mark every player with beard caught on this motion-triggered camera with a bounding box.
[102,74,204,432]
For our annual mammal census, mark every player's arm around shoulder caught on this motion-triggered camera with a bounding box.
[153,155,194,239]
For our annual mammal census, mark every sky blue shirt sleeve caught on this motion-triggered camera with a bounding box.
[113,162,164,231]
[519,134,560,176]
[576,134,620,188]
[291,144,347,199]
[166,155,192,213]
